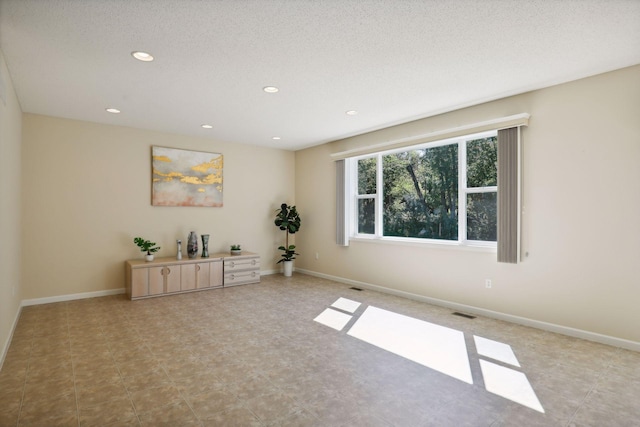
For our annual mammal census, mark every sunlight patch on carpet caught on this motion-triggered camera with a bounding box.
[347,306,473,384]
[480,360,544,413]
[313,308,352,331]
[331,297,361,313]
[474,335,520,367]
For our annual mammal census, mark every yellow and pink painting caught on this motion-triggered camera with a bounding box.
[152,146,223,207]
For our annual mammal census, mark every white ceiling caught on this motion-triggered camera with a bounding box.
[1,0,639,151]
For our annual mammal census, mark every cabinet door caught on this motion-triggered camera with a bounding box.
[181,264,196,291]
[131,268,149,298]
[149,267,165,295]
[209,260,223,288]
[196,262,211,289]
[165,266,181,293]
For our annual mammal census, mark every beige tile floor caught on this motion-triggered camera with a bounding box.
[0,273,638,426]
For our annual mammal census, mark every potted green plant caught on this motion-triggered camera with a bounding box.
[274,203,301,276]
[230,244,242,255]
[134,237,161,262]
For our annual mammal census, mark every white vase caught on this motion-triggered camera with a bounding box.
[145,254,154,262]
[283,260,293,277]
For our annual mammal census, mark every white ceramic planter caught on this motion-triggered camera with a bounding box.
[283,260,293,277]
[145,254,154,262]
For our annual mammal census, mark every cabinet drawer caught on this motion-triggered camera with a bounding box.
[224,257,260,272]
[224,270,260,286]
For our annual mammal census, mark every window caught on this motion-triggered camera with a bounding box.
[350,131,497,246]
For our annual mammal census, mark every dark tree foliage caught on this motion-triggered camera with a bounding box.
[383,144,459,240]
[357,137,497,241]
[467,137,497,187]
[466,137,498,241]
[357,158,376,234]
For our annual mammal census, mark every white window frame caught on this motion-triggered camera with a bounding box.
[348,130,497,249]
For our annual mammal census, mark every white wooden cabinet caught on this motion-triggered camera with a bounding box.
[125,252,259,300]
[223,254,261,287]
[196,261,223,289]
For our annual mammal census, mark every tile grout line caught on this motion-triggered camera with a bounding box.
[564,345,622,426]
[112,317,144,426]
[66,304,81,427]
[14,319,32,427]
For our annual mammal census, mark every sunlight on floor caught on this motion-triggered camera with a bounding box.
[313,308,352,331]
[331,297,361,313]
[474,335,521,367]
[480,359,544,413]
[347,306,473,384]
[314,298,545,413]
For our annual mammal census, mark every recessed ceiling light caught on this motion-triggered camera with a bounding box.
[263,86,279,93]
[346,110,358,116]
[105,108,121,114]
[131,51,154,62]
[272,136,281,140]
[201,124,213,129]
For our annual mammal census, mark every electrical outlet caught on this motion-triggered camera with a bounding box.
[485,279,492,289]
[315,252,319,260]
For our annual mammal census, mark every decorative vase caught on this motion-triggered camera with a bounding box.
[230,249,241,255]
[283,260,293,277]
[145,254,154,262]
[201,234,209,258]
[187,232,198,259]
[176,240,182,260]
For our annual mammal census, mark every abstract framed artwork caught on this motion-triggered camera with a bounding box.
[151,146,223,207]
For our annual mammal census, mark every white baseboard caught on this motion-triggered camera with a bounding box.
[0,304,23,371]
[260,269,280,276]
[296,268,640,353]
[21,288,125,307]
[18,271,285,309]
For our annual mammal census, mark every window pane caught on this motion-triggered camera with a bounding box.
[467,137,497,187]
[358,198,375,234]
[382,145,458,240]
[358,157,377,195]
[467,192,497,241]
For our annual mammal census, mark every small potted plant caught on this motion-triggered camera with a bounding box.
[230,244,242,255]
[134,237,161,262]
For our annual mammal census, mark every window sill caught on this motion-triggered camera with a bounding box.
[349,235,497,253]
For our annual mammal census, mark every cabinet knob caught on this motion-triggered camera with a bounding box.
[230,262,235,267]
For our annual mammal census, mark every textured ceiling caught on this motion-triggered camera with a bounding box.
[1,0,639,150]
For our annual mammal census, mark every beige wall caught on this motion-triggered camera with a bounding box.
[295,65,640,343]
[21,115,295,299]
[0,49,23,363]
[5,61,639,352]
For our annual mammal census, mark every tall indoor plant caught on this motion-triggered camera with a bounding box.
[274,203,301,276]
